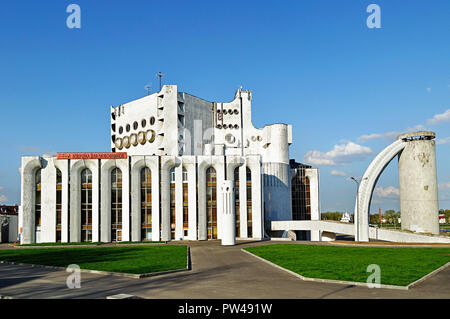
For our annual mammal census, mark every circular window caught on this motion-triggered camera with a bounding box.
[133,121,138,130]
[225,133,235,144]
[130,133,138,146]
[115,138,123,150]
[257,136,262,141]
[217,124,222,129]
[138,131,146,145]
[123,136,130,148]
[150,116,156,126]
[146,129,156,143]
[141,119,146,128]
[228,109,233,114]
[223,109,227,115]
[251,136,257,142]
[234,124,239,129]
[126,124,131,132]
[119,126,123,134]
[234,109,239,115]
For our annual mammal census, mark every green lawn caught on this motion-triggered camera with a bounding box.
[245,244,450,286]
[0,245,187,274]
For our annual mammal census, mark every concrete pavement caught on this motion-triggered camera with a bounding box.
[0,240,449,299]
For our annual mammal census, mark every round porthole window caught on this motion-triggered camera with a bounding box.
[126,124,131,132]
[225,133,235,144]
[150,116,156,126]
[123,136,131,148]
[138,131,146,145]
[115,138,123,150]
[133,121,138,130]
[119,126,123,134]
[130,133,138,146]
[141,119,146,128]
[234,109,239,115]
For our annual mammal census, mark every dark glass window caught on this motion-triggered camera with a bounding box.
[291,169,311,221]
[141,167,152,241]
[111,168,122,242]
[206,167,217,239]
[246,167,252,238]
[56,168,62,242]
[81,169,92,242]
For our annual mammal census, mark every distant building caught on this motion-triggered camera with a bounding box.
[340,212,351,223]
[439,214,446,224]
[0,205,18,243]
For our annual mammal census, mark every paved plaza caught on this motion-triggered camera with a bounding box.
[0,241,449,299]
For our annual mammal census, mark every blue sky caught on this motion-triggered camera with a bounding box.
[0,0,449,213]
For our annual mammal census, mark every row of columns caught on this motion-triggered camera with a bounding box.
[20,155,263,244]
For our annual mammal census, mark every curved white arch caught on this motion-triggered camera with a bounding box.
[355,139,407,241]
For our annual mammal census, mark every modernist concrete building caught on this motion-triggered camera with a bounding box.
[18,85,320,244]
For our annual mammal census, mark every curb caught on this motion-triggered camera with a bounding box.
[241,249,450,291]
[0,246,191,279]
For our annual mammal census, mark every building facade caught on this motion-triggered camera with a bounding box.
[19,85,320,244]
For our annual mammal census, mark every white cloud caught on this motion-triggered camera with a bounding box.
[439,182,450,189]
[374,186,400,198]
[331,170,346,177]
[20,146,40,153]
[437,137,450,145]
[0,195,7,203]
[358,125,428,143]
[427,109,450,125]
[358,131,400,142]
[303,142,374,166]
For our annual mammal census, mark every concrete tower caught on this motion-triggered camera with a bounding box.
[398,131,439,235]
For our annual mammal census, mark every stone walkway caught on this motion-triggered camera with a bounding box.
[0,240,449,299]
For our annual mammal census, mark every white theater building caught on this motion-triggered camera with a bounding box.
[19,85,320,244]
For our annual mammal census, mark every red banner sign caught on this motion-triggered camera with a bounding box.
[57,152,127,159]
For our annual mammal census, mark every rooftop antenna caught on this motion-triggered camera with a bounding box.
[144,83,152,95]
[156,72,165,91]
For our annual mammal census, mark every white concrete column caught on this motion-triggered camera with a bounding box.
[248,156,263,239]
[175,163,184,240]
[41,157,57,243]
[161,156,177,241]
[226,156,243,239]
[54,159,69,243]
[184,157,197,240]
[306,168,321,241]
[20,157,42,244]
[221,180,235,245]
[239,164,248,238]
